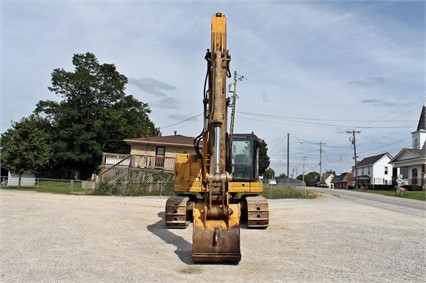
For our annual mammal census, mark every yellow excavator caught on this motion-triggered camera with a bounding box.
[165,13,269,263]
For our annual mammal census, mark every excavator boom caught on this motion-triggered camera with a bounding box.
[165,13,269,264]
[192,13,240,263]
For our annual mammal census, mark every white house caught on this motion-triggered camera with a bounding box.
[355,152,393,187]
[390,106,426,190]
[321,172,335,188]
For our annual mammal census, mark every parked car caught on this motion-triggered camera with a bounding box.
[315,181,329,188]
[268,179,277,185]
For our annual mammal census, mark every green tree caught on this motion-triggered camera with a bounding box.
[304,171,320,186]
[276,173,287,179]
[258,139,270,175]
[0,116,51,187]
[34,52,159,179]
[263,167,275,180]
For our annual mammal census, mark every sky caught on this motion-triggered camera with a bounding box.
[1,0,425,177]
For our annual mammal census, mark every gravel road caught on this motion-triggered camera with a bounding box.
[1,190,425,282]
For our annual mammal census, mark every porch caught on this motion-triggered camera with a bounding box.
[101,152,176,173]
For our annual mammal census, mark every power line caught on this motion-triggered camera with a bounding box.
[159,113,202,129]
[236,111,412,129]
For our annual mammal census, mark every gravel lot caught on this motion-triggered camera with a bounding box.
[1,190,425,282]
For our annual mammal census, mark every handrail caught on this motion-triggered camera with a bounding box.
[98,154,132,178]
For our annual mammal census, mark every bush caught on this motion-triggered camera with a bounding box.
[94,178,114,195]
[368,184,394,191]
[402,185,423,191]
[94,171,175,196]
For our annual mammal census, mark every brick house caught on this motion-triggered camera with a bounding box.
[331,172,355,189]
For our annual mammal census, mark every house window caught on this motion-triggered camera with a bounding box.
[155,146,165,168]
[412,168,418,185]
[384,166,388,175]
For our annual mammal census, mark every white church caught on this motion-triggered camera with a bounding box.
[390,105,426,190]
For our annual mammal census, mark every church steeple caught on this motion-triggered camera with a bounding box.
[412,106,426,149]
[416,105,425,131]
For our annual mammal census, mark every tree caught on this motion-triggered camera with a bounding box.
[258,139,270,175]
[34,52,159,179]
[304,171,320,186]
[276,173,287,179]
[263,167,275,180]
[0,116,51,187]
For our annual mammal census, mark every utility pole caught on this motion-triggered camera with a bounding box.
[317,141,326,181]
[287,133,290,179]
[229,71,245,135]
[347,130,361,189]
[301,156,308,183]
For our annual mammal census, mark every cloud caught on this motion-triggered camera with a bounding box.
[349,77,389,86]
[361,99,397,107]
[150,97,179,109]
[129,78,176,96]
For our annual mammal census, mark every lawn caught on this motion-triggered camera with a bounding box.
[262,185,318,199]
[365,190,425,201]
[1,180,86,194]
[2,182,315,199]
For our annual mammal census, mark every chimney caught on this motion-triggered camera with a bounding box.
[174,131,177,136]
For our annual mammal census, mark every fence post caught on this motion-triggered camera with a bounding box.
[70,179,74,193]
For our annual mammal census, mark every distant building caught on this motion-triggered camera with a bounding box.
[322,172,335,188]
[331,172,354,189]
[355,153,394,187]
[390,106,426,190]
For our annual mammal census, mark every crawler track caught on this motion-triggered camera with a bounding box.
[164,195,193,228]
[244,195,269,228]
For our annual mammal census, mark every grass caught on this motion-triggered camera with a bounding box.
[262,185,318,199]
[1,181,86,194]
[363,189,425,201]
[2,182,315,199]
[5,181,423,202]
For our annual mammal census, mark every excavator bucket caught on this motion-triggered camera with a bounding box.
[192,203,241,263]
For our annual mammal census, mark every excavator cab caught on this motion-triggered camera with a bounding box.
[228,133,261,182]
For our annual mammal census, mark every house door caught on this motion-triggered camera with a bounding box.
[412,168,418,185]
[155,146,165,168]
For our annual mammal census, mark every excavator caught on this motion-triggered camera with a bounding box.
[165,13,269,263]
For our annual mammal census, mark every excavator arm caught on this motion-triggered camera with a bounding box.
[192,13,241,263]
[165,13,269,263]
